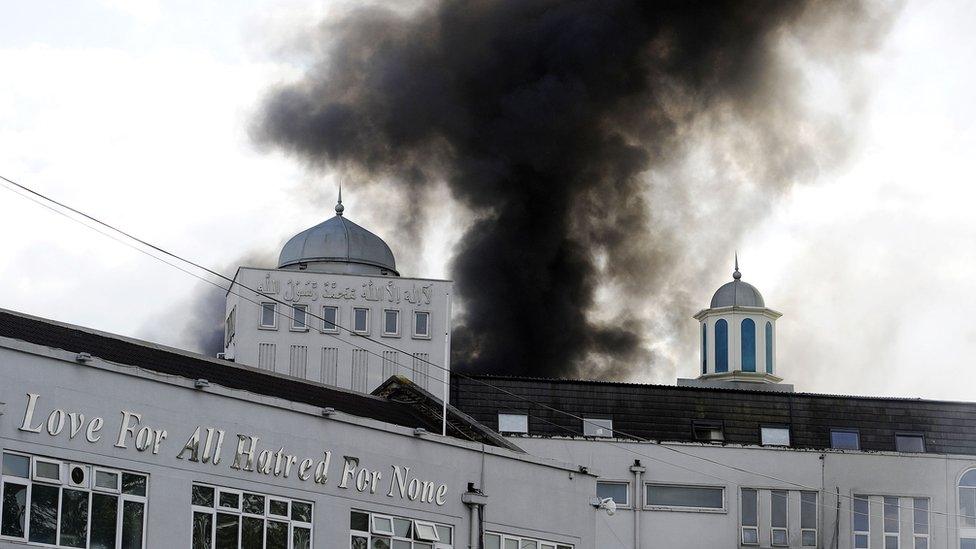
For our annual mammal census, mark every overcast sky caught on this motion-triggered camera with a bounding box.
[1,0,974,400]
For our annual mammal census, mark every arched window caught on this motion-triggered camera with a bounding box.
[715,319,728,373]
[960,469,976,544]
[765,321,774,374]
[701,323,707,374]
[741,318,756,372]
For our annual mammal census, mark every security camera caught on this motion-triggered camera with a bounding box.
[589,496,617,517]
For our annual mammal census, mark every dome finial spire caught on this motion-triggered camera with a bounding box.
[335,181,345,217]
[733,251,741,280]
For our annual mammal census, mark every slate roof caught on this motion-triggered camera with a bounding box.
[0,308,504,447]
[450,374,976,456]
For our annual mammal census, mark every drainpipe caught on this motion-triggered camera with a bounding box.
[462,483,488,549]
[630,460,646,549]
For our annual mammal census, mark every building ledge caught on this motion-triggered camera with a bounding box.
[678,372,793,392]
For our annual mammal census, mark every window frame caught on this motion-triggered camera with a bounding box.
[883,495,900,549]
[692,420,725,443]
[770,489,789,547]
[895,432,926,453]
[225,306,236,346]
[853,494,871,549]
[352,307,370,335]
[596,480,631,509]
[1,451,148,548]
[320,305,340,334]
[382,308,401,337]
[191,482,313,549]
[412,310,432,339]
[739,487,759,546]
[259,302,278,330]
[350,509,454,549]
[760,425,791,447]
[582,417,613,438]
[290,304,309,332]
[830,428,861,450]
[800,491,818,547]
[912,497,929,549]
[643,483,726,513]
[497,413,528,435]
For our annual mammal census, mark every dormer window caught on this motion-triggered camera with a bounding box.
[693,420,725,443]
[761,425,790,447]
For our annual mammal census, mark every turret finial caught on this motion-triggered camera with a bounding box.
[335,182,344,216]
[733,252,741,280]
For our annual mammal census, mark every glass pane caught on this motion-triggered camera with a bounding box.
[216,513,239,549]
[91,493,119,549]
[373,538,391,549]
[854,495,870,531]
[28,483,59,544]
[1,482,27,537]
[771,529,787,546]
[596,482,628,505]
[243,493,265,515]
[355,309,368,331]
[35,460,60,481]
[522,541,538,549]
[583,418,613,437]
[771,490,788,528]
[884,496,899,533]
[741,318,756,372]
[352,535,368,549]
[193,485,215,507]
[373,515,394,534]
[294,306,307,328]
[95,470,119,491]
[885,536,899,549]
[646,485,724,508]
[802,530,817,547]
[484,534,501,549]
[219,491,240,509]
[913,497,928,534]
[498,414,528,433]
[741,488,758,527]
[323,307,338,329]
[415,312,429,335]
[351,510,370,531]
[294,526,312,549]
[801,492,817,528]
[385,310,398,333]
[122,500,145,549]
[963,488,976,528]
[60,488,90,548]
[436,525,452,543]
[392,540,411,549]
[192,512,213,549]
[292,501,312,522]
[505,539,519,549]
[242,516,264,549]
[262,304,276,326]
[896,434,925,453]
[269,499,288,517]
[742,528,758,544]
[830,430,860,450]
[1,454,29,478]
[963,540,976,549]
[415,521,439,541]
[761,427,790,446]
[266,520,288,549]
[855,534,869,548]
[122,473,147,496]
[715,319,728,372]
[962,470,976,487]
[914,537,928,549]
[393,517,412,537]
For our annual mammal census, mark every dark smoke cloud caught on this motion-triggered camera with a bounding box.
[254,0,894,379]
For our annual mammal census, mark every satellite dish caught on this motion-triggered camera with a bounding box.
[589,496,617,516]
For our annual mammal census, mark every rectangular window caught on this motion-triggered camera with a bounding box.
[383,309,400,336]
[645,484,724,510]
[830,428,861,450]
[321,305,339,333]
[692,420,724,443]
[801,491,818,546]
[913,498,928,549]
[770,490,788,546]
[583,417,613,438]
[884,496,899,549]
[350,510,454,549]
[740,488,759,545]
[854,494,870,548]
[895,433,925,453]
[291,304,308,331]
[353,307,370,334]
[498,413,528,434]
[260,302,277,328]
[761,426,791,447]
[1,451,147,548]
[596,482,629,507]
[192,483,312,549]
[484,533,572,549]
[413,311,431,338]
[225,307,236,346]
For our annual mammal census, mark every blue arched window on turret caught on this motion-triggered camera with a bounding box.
[741,318,756,372]
[701,323,707,374]
[765,321,774,374]
[715,319,728,373]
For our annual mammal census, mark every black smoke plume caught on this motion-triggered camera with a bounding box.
[255,0,893,379]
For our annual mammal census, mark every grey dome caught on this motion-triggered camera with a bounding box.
[278,211,398,276]
[710,279,764,308]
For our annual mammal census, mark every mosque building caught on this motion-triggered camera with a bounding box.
[4,197,976,549]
